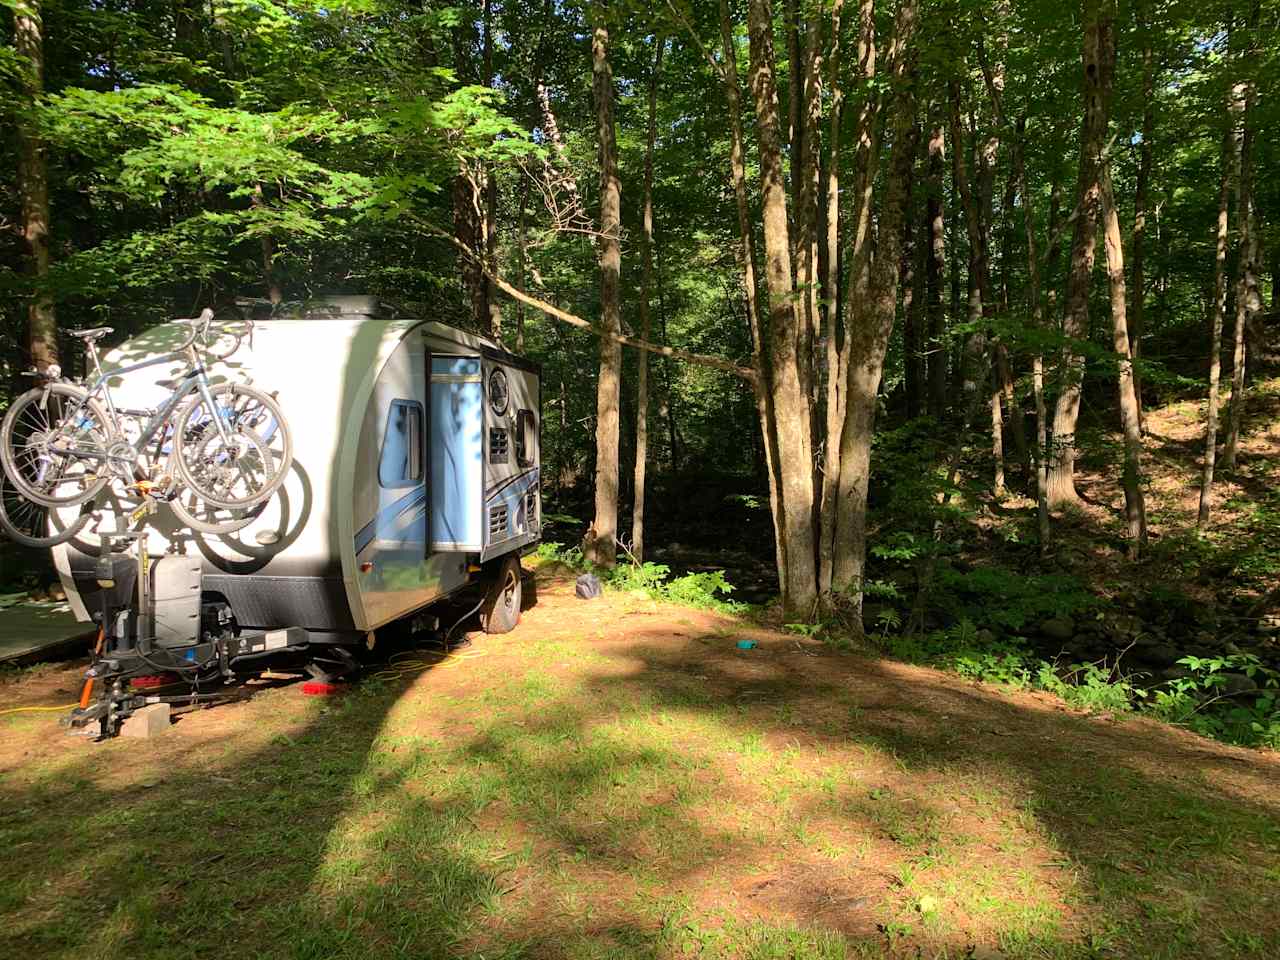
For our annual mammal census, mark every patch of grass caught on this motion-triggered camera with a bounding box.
[3,585,1280,960]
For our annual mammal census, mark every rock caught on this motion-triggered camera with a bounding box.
[121,703,171,739]
[1107,614,1143,639]
[1219,672,1258,697]
[1154,665,1193,684]
[1223,641,1244,656]
[1133,643,1184,668]
[1257,614,1280,635]
[1191,605,1219,629]
[1040,617,1076,642]
[975,628,997,646]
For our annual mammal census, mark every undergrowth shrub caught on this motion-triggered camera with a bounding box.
[533,543,744,613]
[879,622,1280,748]
[931,565,1098,632]
[1148,654,1280,749]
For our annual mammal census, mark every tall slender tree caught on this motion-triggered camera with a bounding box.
[1100,141,1148,556]
[746,0,817,616]
[1130,1,1156,434]
[585,2,623,567]
[631,37,665,562]
[1047,0,1112,507]
[14,0,57,373]
[1198,73,1246,532]
[831,0,918,629]
[1223,57,1260,472]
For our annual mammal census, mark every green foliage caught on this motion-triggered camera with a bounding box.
[665,569,738,610]
[533,543,743,613]
[533,541,585,569]
[932,565,1098,632]
[880,623,1279,748]
[606,560,672,593]
[1149,655,1280,749]
[1036,661,1142,715]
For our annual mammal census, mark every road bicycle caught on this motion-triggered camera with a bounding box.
[0,311,292,536]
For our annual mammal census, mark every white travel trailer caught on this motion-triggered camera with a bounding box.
[52,296,541,667]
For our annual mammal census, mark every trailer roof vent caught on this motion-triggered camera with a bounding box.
[271,295,405,320]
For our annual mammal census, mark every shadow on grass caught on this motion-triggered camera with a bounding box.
[2,599,1279,959]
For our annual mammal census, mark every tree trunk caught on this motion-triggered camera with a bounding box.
[1046,0,1112,508]
[831,0,918,629]
[903,123,925,420]
[1100,160,1148,557]
[796,6,824,405]
[15,1,57,372]
[482,0,503,339]
[585,5,623,567]
[816,0,850,604]
[452,17,491,335]
[1014,115,1051,553]
[746,0,817,618]
[831,0,884,595]
[715,0,786,593]
[925,120,947,416]
[631,38,665,563]
[1198,79,1244,531]
[516,175,529,351]
[948,81,991,433]
[1130,4,1155,435]
[1224,80,1259,472]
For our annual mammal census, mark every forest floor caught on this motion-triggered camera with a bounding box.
[2,563,1278,959]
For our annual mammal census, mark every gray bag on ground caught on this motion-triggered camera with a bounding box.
[575,573,603,600]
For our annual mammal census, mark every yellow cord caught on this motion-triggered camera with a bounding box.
[367,648,488,683]
[0,703,78,718]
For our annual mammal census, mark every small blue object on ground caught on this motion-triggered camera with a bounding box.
[575,574,603,600]
[736,639,757,650]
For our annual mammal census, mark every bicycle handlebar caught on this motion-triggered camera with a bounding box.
[169,308,215,351]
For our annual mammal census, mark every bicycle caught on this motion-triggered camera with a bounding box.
[0,310,293,528]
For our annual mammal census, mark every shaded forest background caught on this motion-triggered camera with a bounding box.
[3,0,1280,644]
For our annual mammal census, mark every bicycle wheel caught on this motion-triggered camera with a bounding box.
[172,384,293,510]
[168,484,268,535]
[0,473,93,548]
[0,383,113,508]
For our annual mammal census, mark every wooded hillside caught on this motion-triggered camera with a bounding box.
[3,0,1279,637]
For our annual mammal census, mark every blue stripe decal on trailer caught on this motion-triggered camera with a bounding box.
[354,486,428,555]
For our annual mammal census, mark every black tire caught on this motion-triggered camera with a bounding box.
[172,384,293,510]
[0,473,93,548]
[479,556,522,634]
[0,383,113,507]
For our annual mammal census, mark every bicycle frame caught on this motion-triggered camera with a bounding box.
[44,335,234,473]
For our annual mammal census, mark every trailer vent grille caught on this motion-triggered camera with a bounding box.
[489,428,509,463]
[489,504,509,540]
[525,486,539,528]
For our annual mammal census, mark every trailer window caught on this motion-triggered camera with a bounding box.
[515,409,537,467]
[379,400,424,488]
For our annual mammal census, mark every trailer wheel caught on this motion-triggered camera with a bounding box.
[480,556,522,634]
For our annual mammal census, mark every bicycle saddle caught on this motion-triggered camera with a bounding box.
[68,326,113,340]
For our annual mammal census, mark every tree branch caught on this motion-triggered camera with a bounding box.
[411,213,758,382]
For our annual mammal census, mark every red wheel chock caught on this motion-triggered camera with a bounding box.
[301,681,343,696]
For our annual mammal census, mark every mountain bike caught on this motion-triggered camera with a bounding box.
[0,310,293,520]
